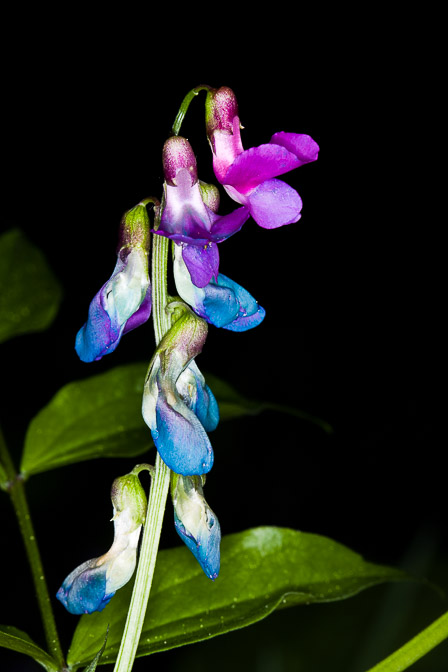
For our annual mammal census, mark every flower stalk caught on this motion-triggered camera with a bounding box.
[0,426,65,669]
[171,85,211,136]
[113,233,171,672]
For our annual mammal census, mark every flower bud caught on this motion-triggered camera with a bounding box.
[171,473,221,580]
[162,136,198,187]
[75,201,151,362]
[56,470,147,615]
[142,302,216,475]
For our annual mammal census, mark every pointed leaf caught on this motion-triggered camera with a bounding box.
[0,625,58,671]
[0,228,62,344]
[0,462,8,491]
[21,363,152,476]
[82,626,109,671]
[67,527,408,669]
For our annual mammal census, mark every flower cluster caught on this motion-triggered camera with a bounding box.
[61,85,318,612]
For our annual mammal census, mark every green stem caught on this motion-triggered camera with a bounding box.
[365,610,448,672]
[0,426,65,668]
[113,233,171,672]
[171,85,212,136]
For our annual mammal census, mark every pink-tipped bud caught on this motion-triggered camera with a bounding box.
[163,136,198,186]
[205,86,239,137]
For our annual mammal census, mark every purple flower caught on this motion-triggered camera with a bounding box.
[75,202,151,362]
[154,136,250,288]
[142,301,218,475]
[206,86,320,229]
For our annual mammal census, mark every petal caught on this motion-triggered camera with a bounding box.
[224,304,266,332]
[182,243,220,288]
[154,392,214,475]
[209,206,250,242]
[158,171,214,244]
[270,132,320,166]
[75,288,121,363]
[247,178,302,229]
[174,508,221,580]
[122,285,152,334]
[56,559,113,615]
[222,144,303,194]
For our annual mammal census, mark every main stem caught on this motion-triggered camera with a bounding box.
[113,233,171,672]
[0,427,65,668]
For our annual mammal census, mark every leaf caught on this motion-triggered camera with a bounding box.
[0,624,58,671]
[0,228,62,344]
[82,626,109,671]
[205,372,333,433]
[0,462,8,491]
[67,527,408,669]
[20,363,331,477]
[21,363,152,476]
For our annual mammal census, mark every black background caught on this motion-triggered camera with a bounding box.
[1,14,444,672]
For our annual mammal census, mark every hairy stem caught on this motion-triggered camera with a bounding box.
[0,426,65,668]
[113,233,171,672]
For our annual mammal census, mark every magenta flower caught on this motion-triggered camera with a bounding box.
[154,136,250,287]
[205,86,320,229]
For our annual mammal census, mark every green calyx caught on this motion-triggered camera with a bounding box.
[111,471,148,529]
[119,199,158,253]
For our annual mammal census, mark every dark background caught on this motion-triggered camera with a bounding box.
[1,17,444,672]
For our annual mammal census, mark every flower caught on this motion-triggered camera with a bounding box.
[75,201,151,362]
[56,471,147,615]
[173,242,265,331]
[205,86,320,229]
[154,136,250,287]
[142,301,218,475]
[171,472,221,580]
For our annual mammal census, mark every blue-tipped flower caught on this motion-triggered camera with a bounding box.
[171,473,221,580]
[75,201,152,362]
[173,242,265,331]
[56,471,147,615]
[142,302,218,475]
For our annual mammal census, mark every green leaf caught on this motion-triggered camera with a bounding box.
[0,461,8,491]
[0,625,58,671]
[205,372,333,433]
[67,527,408,669]
[0,228,62,344]
[82,626,109,671]
[21,363,152,476]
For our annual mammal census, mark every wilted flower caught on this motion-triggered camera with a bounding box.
[75,201,152,362]
[142,301,218,475]
[171,472,221,580]
[154,136,250,287]
[56,471,147,615]
[173,242,265,331]
[206,86,319,229]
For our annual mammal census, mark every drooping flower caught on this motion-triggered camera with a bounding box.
[56,471,147,615]
[205,86,320,229]
[154,136,250,287]
[173,242,265,331]
[171,472,221,580]
[75,201,152,362]
[142,301,218,475]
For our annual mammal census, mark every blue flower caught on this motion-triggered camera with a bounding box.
[171,473,221,580]
[173,242,265,331]
[56,472,146,615]
[75,202,151,362]
[142,302,218,475]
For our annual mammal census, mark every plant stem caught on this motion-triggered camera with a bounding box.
[171,85,211,136]
[113,233,171,672]
[365,609,448,672]
[0,426,65,668]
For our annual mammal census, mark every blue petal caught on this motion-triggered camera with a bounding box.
[154,393,214,475]
[174,510,221,580]
[56,560,114,615]
[223,305,266,332]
